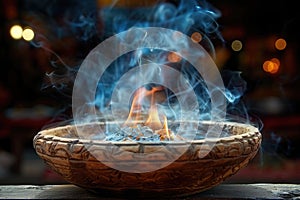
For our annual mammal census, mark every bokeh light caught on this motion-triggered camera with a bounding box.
[275,38,287,50]
[263,58,280,74]
[22,27,35,41]
[191,32,202,43]
[9,25,23,40]
[231,40,243,51]
[167,52,182,63]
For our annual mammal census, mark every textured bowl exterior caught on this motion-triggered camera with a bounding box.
[33,122,261,197]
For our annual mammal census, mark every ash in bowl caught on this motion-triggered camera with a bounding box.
[90,121,233,142]
[103,124,162,142]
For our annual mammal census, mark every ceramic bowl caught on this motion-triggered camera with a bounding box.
[33,121,261,198]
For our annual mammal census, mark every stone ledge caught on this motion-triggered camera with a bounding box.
[0,184,299,199]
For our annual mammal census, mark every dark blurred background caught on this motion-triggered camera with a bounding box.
[0,0,299,184]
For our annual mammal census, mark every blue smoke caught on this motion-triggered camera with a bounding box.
[23,0,254,126]
[100,0,222,37]
[23,0,100,41]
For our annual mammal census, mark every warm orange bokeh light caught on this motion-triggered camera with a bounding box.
[263,59,280,74]
[191,32,202,43]
[168,52,182,63]
[275,38,287,50]
[124,86,172,139]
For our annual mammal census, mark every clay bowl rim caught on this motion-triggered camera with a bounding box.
[35,120,260,146]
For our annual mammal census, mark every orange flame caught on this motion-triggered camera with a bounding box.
[144,87,163,130]
[124,87,146,124]
[157,115,172,140]
[124,86,172,139]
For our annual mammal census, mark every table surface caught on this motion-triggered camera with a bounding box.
[0,184,299,199]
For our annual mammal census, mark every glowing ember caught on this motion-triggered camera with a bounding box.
[122,86,174,141]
